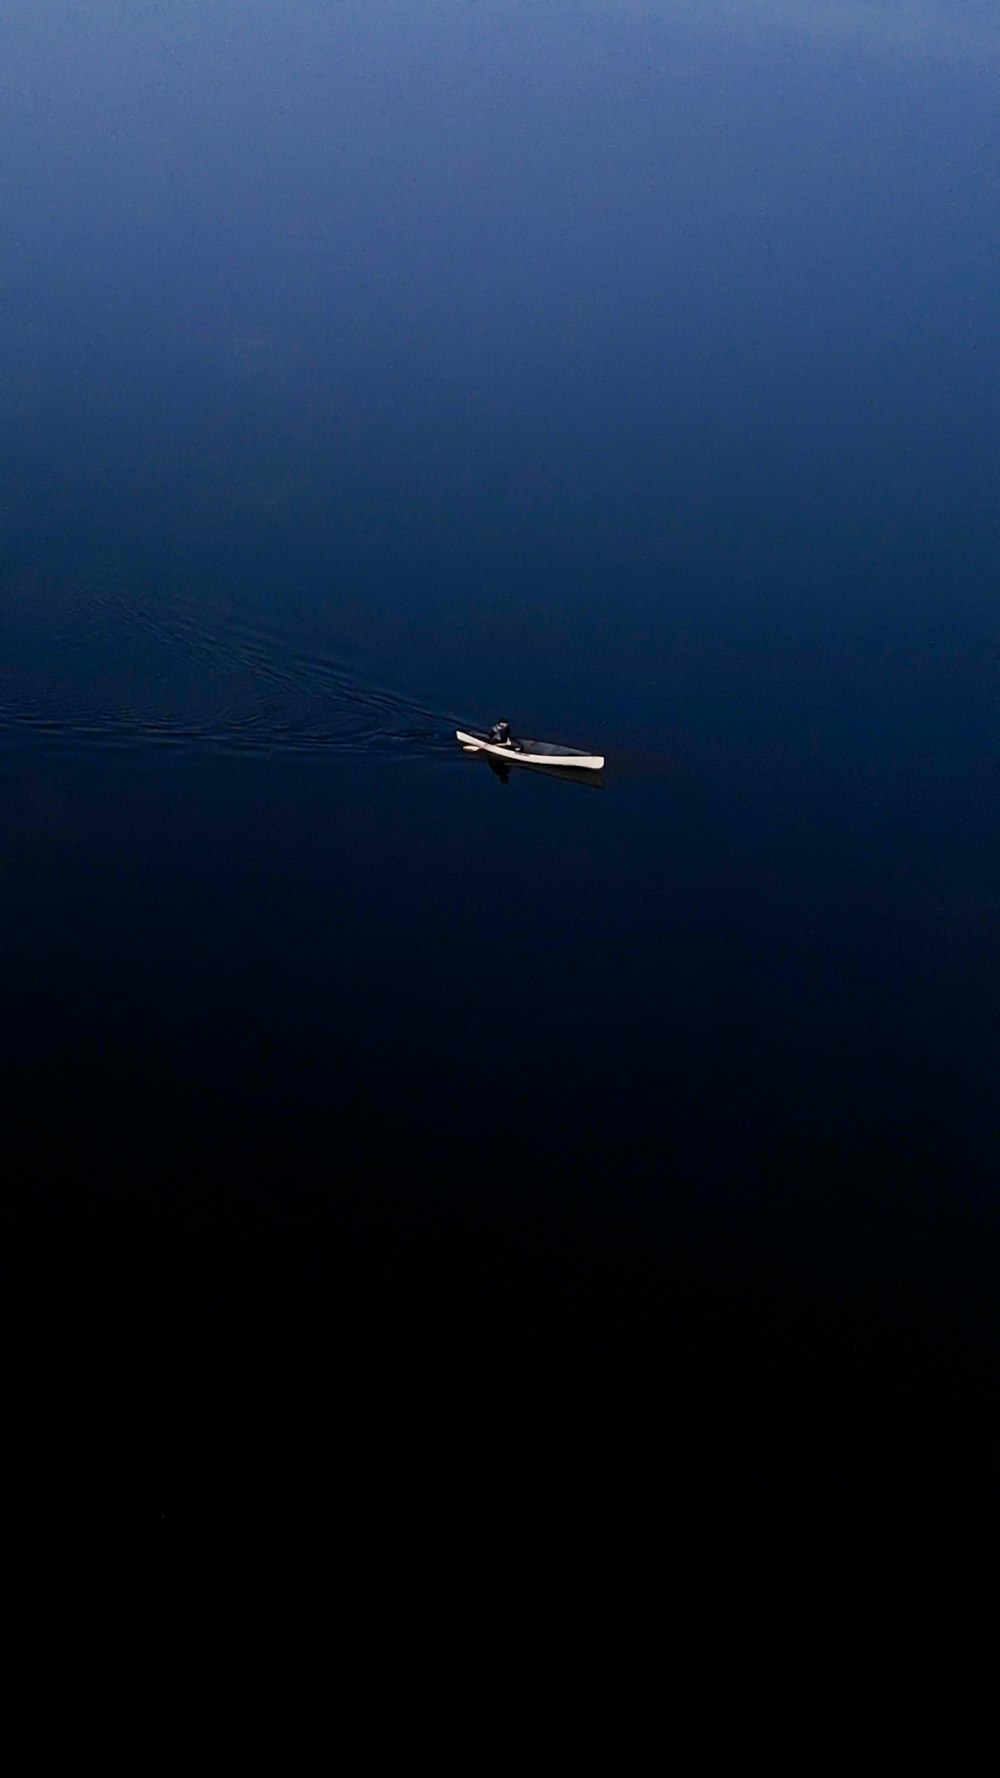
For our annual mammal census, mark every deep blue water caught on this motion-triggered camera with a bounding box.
[5,4,998,1760]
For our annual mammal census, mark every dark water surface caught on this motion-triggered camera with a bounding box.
[5,3,998,1760]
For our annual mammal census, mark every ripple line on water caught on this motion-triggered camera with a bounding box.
[4,566,467,762]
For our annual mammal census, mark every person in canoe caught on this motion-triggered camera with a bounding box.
[487,719,520,750]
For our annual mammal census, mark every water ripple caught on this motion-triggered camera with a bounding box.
[1,569,462,762]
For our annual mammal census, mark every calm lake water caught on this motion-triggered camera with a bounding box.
[5,3,997,1760]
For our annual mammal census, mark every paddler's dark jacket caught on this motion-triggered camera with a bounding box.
[488,722,512,745]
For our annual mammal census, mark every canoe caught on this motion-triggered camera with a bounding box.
[456,730,604,771]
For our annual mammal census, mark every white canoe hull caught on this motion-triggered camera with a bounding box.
[456,730,604,771]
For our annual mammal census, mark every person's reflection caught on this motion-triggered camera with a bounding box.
[485,754,512,786]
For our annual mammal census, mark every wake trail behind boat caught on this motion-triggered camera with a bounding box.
[1,569,463,761]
